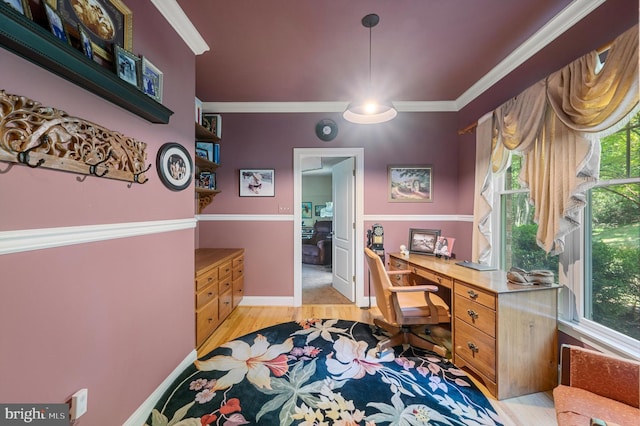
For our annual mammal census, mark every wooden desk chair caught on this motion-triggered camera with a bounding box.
[365,248,451,357]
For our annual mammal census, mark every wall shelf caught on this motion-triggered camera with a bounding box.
[195,123,221,214]
[0,4,173,124]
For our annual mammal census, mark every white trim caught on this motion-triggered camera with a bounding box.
[0,219,196,255]
[239,296,295,306]
[197,214,294,221]
[123,349,198,426]
[149,0,209,55]
[197,214,471,222]
[559,320,640,361]
[189,0,603,114]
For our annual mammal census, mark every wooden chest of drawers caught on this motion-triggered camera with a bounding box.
[195,248,244,348]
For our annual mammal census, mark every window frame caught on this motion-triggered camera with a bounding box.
[495,156,640,360]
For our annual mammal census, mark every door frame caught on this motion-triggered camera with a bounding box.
[293,148,365,307]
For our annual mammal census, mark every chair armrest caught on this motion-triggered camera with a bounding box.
[386,269,412,276]
[388,284,439,293]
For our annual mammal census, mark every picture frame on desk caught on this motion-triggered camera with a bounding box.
[408,228,440,255]
[434,236,455,259]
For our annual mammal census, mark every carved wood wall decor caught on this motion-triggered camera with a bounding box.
[0,90,150,183]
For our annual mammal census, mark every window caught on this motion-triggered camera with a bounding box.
[498,113,639,354]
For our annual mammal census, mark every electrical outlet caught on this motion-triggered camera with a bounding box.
[70,388,88,420]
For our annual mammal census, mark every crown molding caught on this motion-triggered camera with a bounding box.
[150,0,209,55]
[163,0,604,112]
[455,0,606,109]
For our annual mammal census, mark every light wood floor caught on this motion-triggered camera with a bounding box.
[198,305,558,426]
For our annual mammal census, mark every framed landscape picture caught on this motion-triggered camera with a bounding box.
[239,169,274,197]
[388,165,433,202]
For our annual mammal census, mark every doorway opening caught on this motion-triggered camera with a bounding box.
[293,148,365,307]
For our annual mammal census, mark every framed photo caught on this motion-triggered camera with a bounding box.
[78,24,93,59]
[388,165,433,202]
[4,0,32,18]
[198,171,214,189]
[195,147,208,160]
[156,143,192,191]
[54,0,132,61]
[302,202,312,218]
[44,2,70,45]
[434,236,455,259]
[239,169,274,197]
[202,114,222,138]
[141,56,163,102]
[114,45,140,88]
[195,141,214,162]
[408,228,441,255]
[314,205,323,216]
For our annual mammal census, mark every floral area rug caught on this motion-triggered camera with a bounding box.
[146,319,503,425]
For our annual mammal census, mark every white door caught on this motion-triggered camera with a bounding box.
[332,157,355,301]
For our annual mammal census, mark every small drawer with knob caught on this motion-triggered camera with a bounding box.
[454,293,496,337]
[196,298,219,344]
[196,282,218,310]
[455,281,495,310]
[195,267,218,291]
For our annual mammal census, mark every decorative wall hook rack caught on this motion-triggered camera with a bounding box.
[0,90,149,184]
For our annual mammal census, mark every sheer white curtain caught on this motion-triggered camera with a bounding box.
[472,24,638,259]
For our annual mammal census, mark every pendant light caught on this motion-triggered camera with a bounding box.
[343,13,397,124]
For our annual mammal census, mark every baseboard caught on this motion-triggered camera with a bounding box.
[239,296,294,306]
[123,349,197,426]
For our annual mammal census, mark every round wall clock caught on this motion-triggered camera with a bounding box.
[156,142,192,191]
[315,119,338,141]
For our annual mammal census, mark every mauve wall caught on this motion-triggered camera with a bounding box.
[197,111,469,298]
[0,2,196,424]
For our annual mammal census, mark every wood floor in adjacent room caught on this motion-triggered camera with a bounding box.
[198,305,558,426]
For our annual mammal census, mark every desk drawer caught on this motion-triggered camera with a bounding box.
[195,268,217,291]
[455,281,496,310]
[454,320,496,381]
[454,294,496,338]
[389,258,408,270]
[232,276,244,308]
[196,283,217,310]
[218,261,232,279]
[413,266,453,288]
[219,275,233,295]
[219,287,233,319]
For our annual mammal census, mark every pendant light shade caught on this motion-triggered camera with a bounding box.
[343,14,397,124]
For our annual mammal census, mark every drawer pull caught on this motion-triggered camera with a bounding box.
[467,309,479,320]
[207,277,213,282]
[467,290,479,299]
[207,292,213,296]
[467,342,479,353]
[437,276,442,284]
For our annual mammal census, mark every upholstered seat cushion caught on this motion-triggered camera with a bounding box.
[397,292,450,319]
[553,385,636,426]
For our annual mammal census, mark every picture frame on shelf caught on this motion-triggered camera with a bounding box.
[55,0,132,61]
[314,205,323,216]
[4,0,32,18]
[195,147,208,160]
[156,143,192,191]
[434,236,455,259]
[114,45,140,88]
[78,24,93,59]
[202,113,222,138]
[141,56,162,102]
[43,1,70,45]
[199,171,214,189]
[302,202,312,218]
[239,169,274,197]
[195,141,214,162]
[408,228,441,255]
[195,97,202,124]
[388,165,433,202]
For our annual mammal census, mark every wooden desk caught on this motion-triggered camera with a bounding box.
[388,252,559,400]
